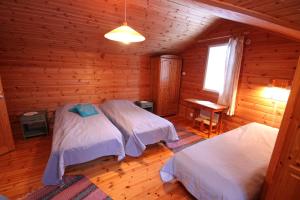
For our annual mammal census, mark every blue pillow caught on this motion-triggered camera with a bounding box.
[76,104,99,117]
[68,105,79,113]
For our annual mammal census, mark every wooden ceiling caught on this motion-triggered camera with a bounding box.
[218,0,300,30]
[0,0,218,55]
[0,0,299,57]
[193,0,300,40]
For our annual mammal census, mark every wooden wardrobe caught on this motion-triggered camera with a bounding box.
[151,55,182,116]
[0,77,14,155]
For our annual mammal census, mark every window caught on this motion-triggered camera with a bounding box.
[203,44,228,93]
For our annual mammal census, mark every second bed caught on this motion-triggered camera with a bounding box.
[100,100,179,157]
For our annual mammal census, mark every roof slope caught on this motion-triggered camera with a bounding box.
[0,0,219,55]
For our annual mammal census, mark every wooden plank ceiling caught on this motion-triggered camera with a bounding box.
[0,0,218,55]
[218,0,300,30]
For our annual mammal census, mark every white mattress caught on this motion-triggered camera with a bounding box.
[160,122,278,200]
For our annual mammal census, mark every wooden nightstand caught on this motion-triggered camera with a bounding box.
[20,111,48,139]
[134,101,154,113]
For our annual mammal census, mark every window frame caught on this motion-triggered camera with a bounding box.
[203,43,228,94]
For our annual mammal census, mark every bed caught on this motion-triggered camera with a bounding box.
[100,100,178,157]
[43,104,125,185]
[160,122,278,200]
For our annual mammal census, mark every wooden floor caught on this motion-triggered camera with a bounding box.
[0,116,217,200]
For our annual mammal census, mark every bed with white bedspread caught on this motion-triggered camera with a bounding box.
[43,104,125,185]
[160,122,278,200]
[100,100,178,157]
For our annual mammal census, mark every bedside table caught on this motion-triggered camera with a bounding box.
[20,111,48,139]
[134,101,154,113]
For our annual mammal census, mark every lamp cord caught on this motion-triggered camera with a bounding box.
[124,0,127,23]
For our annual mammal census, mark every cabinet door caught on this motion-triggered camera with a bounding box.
[158,58,171,116]
[0,78,14,155]
[158,58,181,116]
[166,59,182,115]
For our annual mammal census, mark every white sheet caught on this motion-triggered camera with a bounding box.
[160,122,278,200]
[100,100,178,157]
[43,104,125,185]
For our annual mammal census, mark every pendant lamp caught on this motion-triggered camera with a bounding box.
[104,0,145,44]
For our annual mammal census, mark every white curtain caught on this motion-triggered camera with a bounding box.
[218,36,244,116]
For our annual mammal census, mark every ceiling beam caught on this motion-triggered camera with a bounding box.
[192,0,300,41]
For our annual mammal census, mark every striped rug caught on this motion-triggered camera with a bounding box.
[23,175,111,200]
[166,128,206,152]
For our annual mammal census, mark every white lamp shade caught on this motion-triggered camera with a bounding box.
[104,24,145,44]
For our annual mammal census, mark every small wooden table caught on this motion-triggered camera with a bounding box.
[20,111,48,139]
[184,98,228,138]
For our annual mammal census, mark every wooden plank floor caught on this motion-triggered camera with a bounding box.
[0,116,216,199]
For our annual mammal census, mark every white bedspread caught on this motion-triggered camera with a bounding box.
[100,100,178,157]
[43,104,125,185]
[160,122,278,200]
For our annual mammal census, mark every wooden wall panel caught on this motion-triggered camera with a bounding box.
[179,21,300,131]
[0,51,151,133]
[0,0,219,137]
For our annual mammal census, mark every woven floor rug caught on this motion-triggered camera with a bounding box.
[23,175,111,200]
[165,127,206,152]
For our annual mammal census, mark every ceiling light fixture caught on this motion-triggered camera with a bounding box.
[104,0,145,44]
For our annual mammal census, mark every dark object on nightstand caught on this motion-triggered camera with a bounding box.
[20,111,48,139]
[134,101,154,113]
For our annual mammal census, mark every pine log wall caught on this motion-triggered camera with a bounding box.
[179,21,300,131]
[0,51,151,131]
